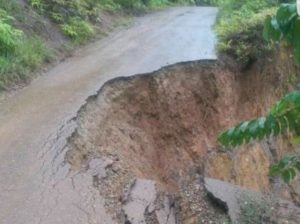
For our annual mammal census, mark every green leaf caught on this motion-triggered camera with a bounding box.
[239,121,250,132]
[263,16,281,41]
[271,98,289,116]
[295,162,300,172]
[247,120,259,137]
[281,169,292,183]
[291,18,300,62]
[276,3,297,35]
[282,155,294,165]
[218,130,231,146]
[270,162,285,176]
[289,168,296,180]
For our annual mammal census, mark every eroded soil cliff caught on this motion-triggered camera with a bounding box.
[65,58,299,223]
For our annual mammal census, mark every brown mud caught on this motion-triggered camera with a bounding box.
[65,58,299,223]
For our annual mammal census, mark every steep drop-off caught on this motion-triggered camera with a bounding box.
[64,55,300,223]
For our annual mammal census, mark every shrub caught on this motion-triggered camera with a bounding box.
[62,17,94,43]
[30,0,193,42]
[16,37,52,71]
[214,0,280,69]
[217,4,300,179]
[114,0,144,9]
[29,0,45,13]
[0,10,23,56]
[194,0,223,6]
[0,6,53,89]
[95,0,121,10]
[218,88,300,183]
[143,0,169,7]
[264,3,300,62]
[0,0,21,14]
[0,36,52,89]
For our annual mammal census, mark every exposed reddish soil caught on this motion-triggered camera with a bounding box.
[65,58,299,223]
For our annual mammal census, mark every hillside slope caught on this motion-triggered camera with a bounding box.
[0,0,194,90]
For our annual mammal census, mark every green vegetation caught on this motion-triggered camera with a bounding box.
[0,7,51,89]
[213,0,284,69]
[217,3,300,184]
[218,90,300,148]
[29,0,192,42]
[264,3,300,62]
[61,17,95,43]
[218,90,300,183]
[194,0,222,6]
[0,10,22,56]
[0,0,21,14]
[29,0,99,42]
[270,154,300,183]
[0,0,193,89]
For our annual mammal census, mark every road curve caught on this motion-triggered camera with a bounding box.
[0,7,217,224]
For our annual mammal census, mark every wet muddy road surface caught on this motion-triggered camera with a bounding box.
[0,7,217,224]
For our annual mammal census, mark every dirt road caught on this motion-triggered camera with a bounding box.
[0,7,217,224]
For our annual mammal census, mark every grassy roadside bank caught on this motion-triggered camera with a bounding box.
[203,0,293,70]
[0,0,194,90]
[0,1,52,90]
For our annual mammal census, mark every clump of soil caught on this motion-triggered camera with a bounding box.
[65,59,297,223]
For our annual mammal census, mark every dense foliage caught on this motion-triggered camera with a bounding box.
[29,0,192,42]
[214,0,288,69]
[0,10,22,56]
[264,3,300,62]
[0,2,51,89]
[270,154,300,183]
[0,0,192,88]
[216,1,300,183]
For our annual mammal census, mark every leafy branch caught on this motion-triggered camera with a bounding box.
[217,3,300,183]
[263,3,300,61]
[218,90,300,183]
[218,91,300,147]
[270,155,300,183]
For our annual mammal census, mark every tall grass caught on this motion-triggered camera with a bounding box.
[30,0,193,43]
[0,0,21,14]
[0,36,52,90]
[212,0,280,69]
[0,8,51,89]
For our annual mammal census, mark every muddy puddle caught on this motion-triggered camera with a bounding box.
[63,60,298,223]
